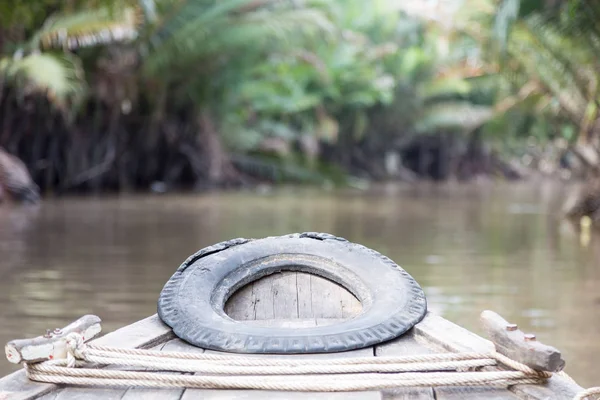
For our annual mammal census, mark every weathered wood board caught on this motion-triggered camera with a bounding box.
[0,314,174,400]
[119,339,202,400]
[186,272,375,400]
[224,271,362,324]
[375,331,436,400]
[412,313,584,399]
[0,272,587,400]
[5,315,102,365]
[480,310,565,372]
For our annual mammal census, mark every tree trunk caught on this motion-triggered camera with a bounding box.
[563,177,600,224]
[196,110,238,185]
[563,120,600,221]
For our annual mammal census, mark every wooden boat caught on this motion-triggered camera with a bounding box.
[0,271,590,400]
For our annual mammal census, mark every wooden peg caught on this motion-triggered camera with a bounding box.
[480,310,565,372]
[4,315,102,364]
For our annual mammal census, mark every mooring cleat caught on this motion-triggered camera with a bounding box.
[4,315,102,364]
[480,310,565,372]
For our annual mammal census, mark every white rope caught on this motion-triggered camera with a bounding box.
[20,332,599,399]
[65,353,499,375]
[87,345,494,365]
[574,387,600,400]
[25,364,544,391]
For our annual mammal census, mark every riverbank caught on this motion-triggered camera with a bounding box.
[0,125,554,200]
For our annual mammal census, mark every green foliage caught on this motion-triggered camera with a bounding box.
[0,0,137,35]
[416,102,493,134]
[142,1,333,78]
[29,5,139,51]
[5,0,596,185]
[441,0,600,155]
[0,0,139,107]
[493,0,520,50]
[0,52,85,105]
[215,0,495,167]
[212,0,407,156]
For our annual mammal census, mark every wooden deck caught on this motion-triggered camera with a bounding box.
[0,272,585,399]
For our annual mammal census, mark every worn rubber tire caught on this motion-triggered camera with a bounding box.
[158,232,427,354]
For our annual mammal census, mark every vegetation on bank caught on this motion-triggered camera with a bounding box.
[0,0,598,195]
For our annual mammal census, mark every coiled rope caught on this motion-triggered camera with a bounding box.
[22,333,600,399]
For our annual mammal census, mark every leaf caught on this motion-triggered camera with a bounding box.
[399,47,430,78]
[493,0,521,50]
[316,110,339,143]
[30,5,140,50]
[353,111,368,140]
[1,52,85,106]
[144,2,333,76]
[415,101,494,133]
[420,77,472,101]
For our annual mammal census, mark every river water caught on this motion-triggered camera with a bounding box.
[0,181,598,386]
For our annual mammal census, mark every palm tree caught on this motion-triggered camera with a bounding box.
[135,0,333,185]
[445,0,600,218]
[1,0,333,189]
[0,1,140,108]
[459,1,600,165]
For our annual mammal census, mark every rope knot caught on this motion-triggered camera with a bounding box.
[491,351,552,380]
[65,332,86,368]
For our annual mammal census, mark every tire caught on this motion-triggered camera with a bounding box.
[158,232,427,354]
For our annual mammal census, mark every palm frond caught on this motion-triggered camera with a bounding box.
[231,153,334,185]
[493,0,520,50]
[415,101,494,133]
[1,52,85,106]
[143,1,333,76]
[506,21,589,121]
[30,5,140,51]
[419,77,471,102]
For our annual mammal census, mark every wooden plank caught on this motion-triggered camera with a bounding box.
[54,387,125,400]
[252,276,275,320]
[340,286,362,319]
[180,314,380,400]
[34,394,56,400]
[120,339,204,400]
[181,346,381,400]
[480,310,565,372]
[272,272,299,319]
[6,315,102,364]
[186,272,371,398]
[242,318,346,328]
[225,278,256,321]
[376,330,435,357]
[434,387,520,399]
[310,274,343,319]
[296,272,312,318]
[191,391,381,399]
[0,314,174,400]
[413,313,494,354]
[51,330,186,400]
[300,272,362,320]
[375,330,434,400]
[50,338,200,400]
[94,314,174,349]
[414,313,584,400]
[0,372,55,400]
[381,388,434,400]
[510,381,589,400]
[226,272,361,323]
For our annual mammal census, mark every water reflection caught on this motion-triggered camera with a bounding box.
[0,182,598,386]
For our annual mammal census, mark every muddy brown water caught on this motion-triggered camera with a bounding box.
[0,181,598,387]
